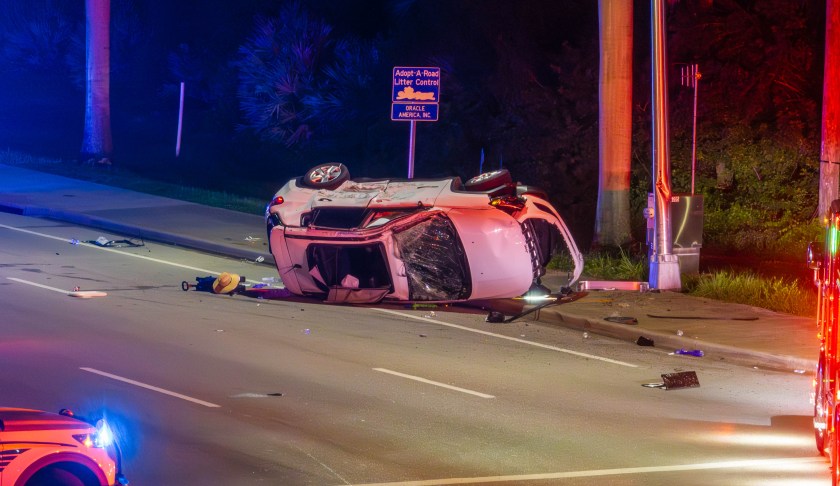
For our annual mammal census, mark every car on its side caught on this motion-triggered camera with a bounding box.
[0,408,127,486]
[265,163,583,304]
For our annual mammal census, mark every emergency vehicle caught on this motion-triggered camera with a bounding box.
[809,199,840,485]
[0,408,127,486]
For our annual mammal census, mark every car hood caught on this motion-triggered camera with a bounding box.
[306,179,452,210]
[0,408,88,431]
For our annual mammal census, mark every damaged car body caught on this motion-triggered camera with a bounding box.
[265,163,583,304]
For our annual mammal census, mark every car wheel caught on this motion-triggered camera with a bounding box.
[464,169,512,191]
[303,163,350,190]
[816,353,827,454]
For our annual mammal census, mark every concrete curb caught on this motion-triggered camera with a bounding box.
[539,307,816,373]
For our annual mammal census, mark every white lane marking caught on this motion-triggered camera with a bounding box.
[373,308,637,368]
[7,277,71,294]
[80,367,221,408]
[373,368,495,399]
[0,223,221,275]
[342,456,824,485]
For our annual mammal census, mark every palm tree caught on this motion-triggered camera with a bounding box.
[235,2,381,149]
[819,0,840,219]
[80,0,112,164]
[593,0,633,247]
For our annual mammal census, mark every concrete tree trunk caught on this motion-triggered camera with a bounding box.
[819,0,840,220]
[81,0,112,163]
[594,0,633,248]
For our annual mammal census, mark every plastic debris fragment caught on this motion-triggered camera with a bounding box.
[676,329,684,336]
[673,348,704,357]
[255,256,265,263]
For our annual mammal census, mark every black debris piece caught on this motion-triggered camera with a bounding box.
[636,336,655,346]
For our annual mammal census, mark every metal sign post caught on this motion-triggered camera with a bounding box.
[391,67,441,178]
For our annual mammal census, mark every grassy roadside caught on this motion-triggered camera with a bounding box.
[549,250,816,317]
[2,150,818,318]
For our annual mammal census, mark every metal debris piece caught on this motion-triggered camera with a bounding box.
[604,316,638,325]
[661,371,700,389]
[642,371,700,390]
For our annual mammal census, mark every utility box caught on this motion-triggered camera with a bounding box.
[671,194,703,274]
[646,193,704,275]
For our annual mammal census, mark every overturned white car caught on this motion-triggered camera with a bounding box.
[265,163,582,304]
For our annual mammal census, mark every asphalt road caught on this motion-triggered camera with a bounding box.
[0,212,829,485]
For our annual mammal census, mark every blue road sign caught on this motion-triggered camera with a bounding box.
[391,102,438,121]
[392,67,440,122]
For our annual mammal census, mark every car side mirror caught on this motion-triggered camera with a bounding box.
[807,242,823,270]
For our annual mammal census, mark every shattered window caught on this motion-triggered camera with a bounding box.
[393,214,470,301]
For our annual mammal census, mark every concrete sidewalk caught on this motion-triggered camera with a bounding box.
[0,163,818,373]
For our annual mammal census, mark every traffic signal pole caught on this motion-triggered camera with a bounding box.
[649,0,681,290]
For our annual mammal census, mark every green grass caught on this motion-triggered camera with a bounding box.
[682,270,816,317]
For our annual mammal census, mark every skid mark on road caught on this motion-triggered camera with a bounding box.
[0,223,221,274]
[342,456,824,485]
[374,308,638,368]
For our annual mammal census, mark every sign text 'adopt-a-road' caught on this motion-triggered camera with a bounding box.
[391,67,440,121]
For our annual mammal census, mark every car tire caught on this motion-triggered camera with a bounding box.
[302,163,350,190]
[464,169,512,191]
[816,353,827,455]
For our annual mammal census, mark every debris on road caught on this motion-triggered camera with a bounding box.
[69,290,107,299]
[672,348,705,357]
[604,316,638,325]
[642,371,700,390]
[87,236,145,248]
[636,336,655,346]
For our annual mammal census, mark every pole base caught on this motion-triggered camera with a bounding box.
[649,254,681,290]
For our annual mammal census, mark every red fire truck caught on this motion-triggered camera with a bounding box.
[809,199,840,485]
